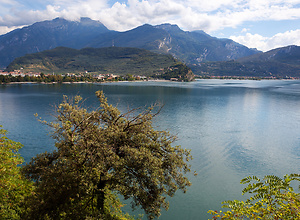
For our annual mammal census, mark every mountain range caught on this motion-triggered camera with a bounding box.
[0,17,258,69]
[1,17,299,77]
[197,45,300,77]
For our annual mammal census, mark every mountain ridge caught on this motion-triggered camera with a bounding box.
[195,45,300,77]
[0,17,259,69]
[0,17,110,68]
[5,46,182,77]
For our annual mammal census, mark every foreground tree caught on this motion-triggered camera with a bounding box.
[22,91,193,219]
[209,174,300,219]
[0,126,33,219]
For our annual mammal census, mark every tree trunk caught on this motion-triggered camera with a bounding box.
[97,178,106,214]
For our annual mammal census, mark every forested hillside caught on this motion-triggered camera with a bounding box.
[6,47,178,76]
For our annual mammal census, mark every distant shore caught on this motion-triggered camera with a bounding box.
[2,77,300,85]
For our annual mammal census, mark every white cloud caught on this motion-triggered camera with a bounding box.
[53,0,109,20]
[0,0,108,27]
[230,33,268,51]
[1,0,300,32]
[241,28,249,33]
[99,0,300,33]
[96,0,187,31]
[0,5,60,27]
[0,26,23,35]
[230,29,300,51]
[0,0,300,51]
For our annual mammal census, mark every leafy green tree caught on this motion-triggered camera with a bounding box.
[22,91,193,219]
[0,125,33,219]
[24,75,30,82]
[209,174,300,219]
[153,63,194,82]
[0,75,5,83]
[125,74,135,81]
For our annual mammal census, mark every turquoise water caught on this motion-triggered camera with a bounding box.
[1,80,300,219]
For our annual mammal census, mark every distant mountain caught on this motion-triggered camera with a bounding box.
[238,45,300,64]
[0,17,110,68]
[87,23,259,65]
[196,45,300,77]
[5,47,179,76]
[0,17,259,68]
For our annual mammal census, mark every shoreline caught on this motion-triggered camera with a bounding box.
[1,78,300,85]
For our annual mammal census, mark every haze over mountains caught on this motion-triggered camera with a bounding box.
[1,17,299,77]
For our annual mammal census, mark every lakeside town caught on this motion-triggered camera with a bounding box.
[0,62,196,83]
[1,69,299,84]
[0,69,148,83]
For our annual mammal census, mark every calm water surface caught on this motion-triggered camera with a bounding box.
[1,79,300,219]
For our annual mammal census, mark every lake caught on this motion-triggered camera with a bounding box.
[1,79,300,219]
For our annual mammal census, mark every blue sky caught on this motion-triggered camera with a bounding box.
[0,0,300,51]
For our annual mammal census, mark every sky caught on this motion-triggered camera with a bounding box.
[0,0,300,52]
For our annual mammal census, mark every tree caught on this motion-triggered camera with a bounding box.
[209,174,300,219]
[22,91,193,219]
[0,125,33,219]
[153,63,194,82]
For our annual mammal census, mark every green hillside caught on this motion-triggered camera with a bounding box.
[6,47,178,76]
[194,45,300,78]
[193,60,300,77]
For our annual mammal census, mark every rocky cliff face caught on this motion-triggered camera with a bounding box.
[152,23,259,64]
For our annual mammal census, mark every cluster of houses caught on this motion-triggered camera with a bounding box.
[0,69,40,77]
[0,69,149,81]
[96,73,120,80]
[0,69,117,78]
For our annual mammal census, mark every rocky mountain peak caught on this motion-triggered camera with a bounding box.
[155,23,182,32]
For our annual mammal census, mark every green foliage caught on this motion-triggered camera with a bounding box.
[0,73,100,84]
[193,60,300,77]
[22,91,193,219]
[0,126,33,219]
[5,47,178,76]
[154,63,194,82]
[209,174,300,219]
